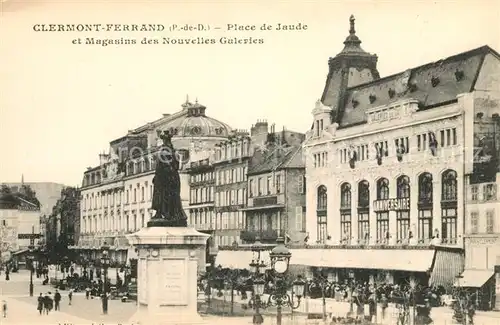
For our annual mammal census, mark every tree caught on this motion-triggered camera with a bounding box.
[0,184,11,195]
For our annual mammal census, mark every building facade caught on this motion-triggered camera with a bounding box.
[242,135,306,245]
[301,16,499,289]
[75,98,232,265]
[5,181,66,218]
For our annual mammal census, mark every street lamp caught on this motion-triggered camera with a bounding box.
[348,270,355,315]
[250,237,267,325]
[100,242,110,315]
[267,237,305,325]
[27,244,35,297]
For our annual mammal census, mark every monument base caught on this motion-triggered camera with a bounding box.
[126,226,210,325]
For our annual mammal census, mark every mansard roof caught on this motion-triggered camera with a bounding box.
[248,145,303,175]
[338,45,500,128]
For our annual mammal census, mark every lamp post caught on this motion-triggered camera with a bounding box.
[100,242,110,315]
[267,237,305,325]
[250,237,267,325]
[27,243,35,297]
[348,270,355,315]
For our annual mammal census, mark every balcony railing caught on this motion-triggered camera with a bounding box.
[240,229,285,243]
[468,183,498,202]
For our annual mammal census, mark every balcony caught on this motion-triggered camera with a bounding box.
[240,229,285,243]
[468,183,498,202]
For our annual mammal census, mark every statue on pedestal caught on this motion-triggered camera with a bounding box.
[148,130,187,227]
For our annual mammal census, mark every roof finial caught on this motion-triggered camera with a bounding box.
[349,15,356,35]
[195,97,198,104]
[185,94,189,104]
[21,174,24,185]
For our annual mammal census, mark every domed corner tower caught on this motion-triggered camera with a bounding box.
[321,15,380,123]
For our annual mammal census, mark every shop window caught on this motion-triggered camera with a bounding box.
[418,173,433,243]
[340,183,351,243]
[316,185,328,244]
[357,180,370,243]
[396,175,410,243]
[441,170,458,244]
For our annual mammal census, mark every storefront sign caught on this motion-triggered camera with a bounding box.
[373,198,410,212]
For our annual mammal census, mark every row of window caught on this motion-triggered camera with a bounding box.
[337,128,457,164]
[188,210,246,230]
[470,210,496,234]
[316,170,459,243]
[190,186,215,204]
[313,152,329,168]
[190,172,215,184]
[83,182,152,210]
[81,213,149,234]
[214,138,251,162]
[214,189,247,207]
[215,166,248,186]
[248,174,284,197]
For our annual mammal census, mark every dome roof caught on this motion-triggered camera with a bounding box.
[161,100,232,138]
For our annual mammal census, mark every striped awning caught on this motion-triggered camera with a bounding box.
[113,236,130,250]
[290,248,436,272]
[454,269,494,288]
[429,248,464,289]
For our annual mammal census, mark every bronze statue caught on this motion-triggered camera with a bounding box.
[148,130,188,227]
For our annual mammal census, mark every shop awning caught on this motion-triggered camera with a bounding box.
[12,249,28,256]
[290,248,436,272]
[215,250,272,270]
[454,269,494,288]
[429,248,464,288]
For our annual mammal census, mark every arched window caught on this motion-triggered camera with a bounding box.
[358,181,370,207]
[317,186,328,210]
[375,178,390,243]
[377,178,390,200]
[418,173,433,243]
[340,183,351,208]
[418,173,433,203]
[397,176,410,198]
[396,175,411,243]
[340,183,352,243]
[316,185,328,244]
[441,170,458,244]
[357,181,370,243]
[442,170,457,201]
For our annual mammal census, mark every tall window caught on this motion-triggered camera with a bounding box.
[357,181,370,243]
[340,183,352,243]
[249,180,254,197]
[418,173,433,243]
[441,170,458,244]
[316,185,328,243]
[396,175,411,242]
[376,178,390,243]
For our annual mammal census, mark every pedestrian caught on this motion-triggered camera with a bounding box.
[380,293,388,320]
[37,293,44,315]
[54,290,61,311]
[85,286,90,300]
[1,299,7,318]
[68,289,73,305]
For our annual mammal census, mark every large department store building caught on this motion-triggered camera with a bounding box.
[300,16,500,288]
[74,99,232,265]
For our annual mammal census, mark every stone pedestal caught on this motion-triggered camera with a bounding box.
[126,227,210,325]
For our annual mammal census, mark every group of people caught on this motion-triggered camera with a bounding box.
[36,289,69,315]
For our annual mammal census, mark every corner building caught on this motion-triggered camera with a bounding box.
[302,16,500,289]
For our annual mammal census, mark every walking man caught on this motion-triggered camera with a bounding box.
[68,289,73,305]
[54,290,61,311]
[1,299,7,318]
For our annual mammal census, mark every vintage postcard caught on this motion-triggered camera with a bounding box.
[0,0,499,324]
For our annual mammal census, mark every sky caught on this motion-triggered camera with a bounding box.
[0,0,499,186]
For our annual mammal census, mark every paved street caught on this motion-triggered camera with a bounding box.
[2,270,500,325]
